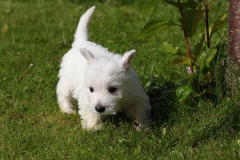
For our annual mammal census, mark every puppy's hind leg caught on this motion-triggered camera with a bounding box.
[56,79,76,114]
[126,100,151,131]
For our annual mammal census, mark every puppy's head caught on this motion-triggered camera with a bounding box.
[80,48,135,115]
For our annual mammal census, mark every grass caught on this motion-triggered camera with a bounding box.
[0,0,239,159]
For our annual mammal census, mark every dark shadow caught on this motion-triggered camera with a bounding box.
[147,79,177,128]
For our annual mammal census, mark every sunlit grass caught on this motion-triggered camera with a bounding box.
[0,0,239,159]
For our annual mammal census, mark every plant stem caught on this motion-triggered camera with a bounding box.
[177,0,193,73]
[204,0,211,48]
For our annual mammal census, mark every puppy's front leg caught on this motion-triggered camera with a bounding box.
[78,106,103,130]
[134,104,151,131]
[57,79,76,114]
[126,102,151,131]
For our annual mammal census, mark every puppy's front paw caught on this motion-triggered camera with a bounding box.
[133,120,151,132]
[59,102,76,114]
[81,120,102,131]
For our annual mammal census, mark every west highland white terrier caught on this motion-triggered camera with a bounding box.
[57,6,151,131]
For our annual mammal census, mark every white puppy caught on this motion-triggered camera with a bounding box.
[57,6,151,131]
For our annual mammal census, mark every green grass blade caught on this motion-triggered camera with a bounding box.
[139,20,179,38]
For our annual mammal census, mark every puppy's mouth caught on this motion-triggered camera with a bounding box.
[94,105,117,115]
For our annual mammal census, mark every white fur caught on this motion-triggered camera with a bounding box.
[57,6,151,131]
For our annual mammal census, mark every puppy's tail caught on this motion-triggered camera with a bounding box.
[73,6,95,45]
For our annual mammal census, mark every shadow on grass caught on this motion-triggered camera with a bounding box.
[147,79,176,127]
[103,78,177,131]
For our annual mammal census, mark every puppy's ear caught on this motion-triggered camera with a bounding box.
[80,48,95,64]
[121,50,136,70]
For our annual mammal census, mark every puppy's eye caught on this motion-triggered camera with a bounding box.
[108,87,117,93]
[89,87,94,92]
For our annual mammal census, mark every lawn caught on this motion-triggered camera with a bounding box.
[0,0,239,159]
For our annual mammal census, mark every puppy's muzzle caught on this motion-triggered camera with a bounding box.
[95,105,105,113]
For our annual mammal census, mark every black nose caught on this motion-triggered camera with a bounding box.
[95,106,105,113]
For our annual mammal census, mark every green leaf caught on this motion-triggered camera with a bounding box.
[209,13,228,38]
[197,50,207,71]
[194,89,207,97]
[205,48,217,67]
[194,33,205,55]
[163,0,204,37]
[163,0,178,8]
[191,7,204,37]
[139,0,163,14]
[185,73,196,80]
[173,58,191,66]
[140,20,178,38]
[160,42,183,55]
[176,84,193,104]
[169,72,196,82]
[181,1,204,37]
[196,47,217,71]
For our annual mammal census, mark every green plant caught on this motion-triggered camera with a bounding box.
[139,0,228,104]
